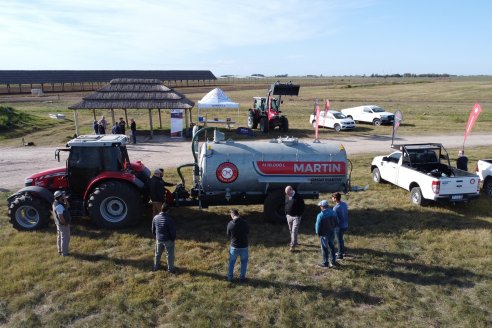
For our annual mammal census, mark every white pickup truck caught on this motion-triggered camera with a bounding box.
[371,143,481,205]
[341,105,394,126]
[475,159,492,196]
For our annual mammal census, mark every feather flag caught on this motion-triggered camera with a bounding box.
[463,103,482,147]
[314,98,320,142]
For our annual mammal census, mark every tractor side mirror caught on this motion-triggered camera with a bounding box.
[55,149,61,162]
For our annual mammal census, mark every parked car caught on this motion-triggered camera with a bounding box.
[341,105,394,126]
[476,159,492,196]
[309,110,355,132]
[371,143,480,205]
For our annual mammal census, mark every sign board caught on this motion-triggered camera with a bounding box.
[171,109,183,138]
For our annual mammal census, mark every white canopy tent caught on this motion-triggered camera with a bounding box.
[197,88,240,127]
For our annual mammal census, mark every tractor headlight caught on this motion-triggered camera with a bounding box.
[24,178,33,186]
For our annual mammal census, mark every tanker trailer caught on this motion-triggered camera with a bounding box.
[173,129,350,222]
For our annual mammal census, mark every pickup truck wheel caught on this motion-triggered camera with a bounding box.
[411,187,428,206]
[372,168,382,183]
[483,179,492,197]
[334,124,341,132]
[264,190,286,224]
[373,118,381,126]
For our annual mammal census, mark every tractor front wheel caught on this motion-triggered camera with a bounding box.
[247,111,258,129]
[259,117,269,133]
[280,117,289,132]
[9,194,51,231]
[88,181,142,229]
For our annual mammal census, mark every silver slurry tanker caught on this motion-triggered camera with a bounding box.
[174,128,350,222]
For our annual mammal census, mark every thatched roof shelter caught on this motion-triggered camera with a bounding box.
[69,78,195,138]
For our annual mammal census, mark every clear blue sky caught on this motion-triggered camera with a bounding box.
[0,0,490,76]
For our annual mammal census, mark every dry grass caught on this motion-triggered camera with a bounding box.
[0,76,491,147]
[0,147,491,327]
[0,78,491,327]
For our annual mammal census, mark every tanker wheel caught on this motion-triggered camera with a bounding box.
[280,117,289,132]
[8,194,51,231]
[264,190,286,224]
[247,112,258,129]
[88,181,141,229]
[259,117,269,133]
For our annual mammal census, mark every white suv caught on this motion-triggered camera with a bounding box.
[341,105,394,126]
[309,110,355,132]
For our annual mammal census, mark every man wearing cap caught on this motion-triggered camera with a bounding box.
[226,209,250,282]
[284,185,305,252]
[52,190,71,256]
[149,168,175,218]
[315,200,338,268]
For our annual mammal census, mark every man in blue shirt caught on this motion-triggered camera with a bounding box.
[332,192,349,260]
[315,200,338,268]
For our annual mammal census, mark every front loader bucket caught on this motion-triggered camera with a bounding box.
[271,83,300,96]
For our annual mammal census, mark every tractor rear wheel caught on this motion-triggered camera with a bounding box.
[264,190,286,224]
[9,194,50,231]
[247,111,258,129]
[259,117,269,133]
[280,117,289,132]
[88,181,141,229]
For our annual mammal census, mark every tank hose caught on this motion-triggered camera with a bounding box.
[191,126,216,164]
[177,163,196,187]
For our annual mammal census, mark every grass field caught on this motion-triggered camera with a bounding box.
[0,77,491,327]
[1,76,492,146]
[0,148,491,327]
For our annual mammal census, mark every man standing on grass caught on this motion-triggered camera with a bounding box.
[227,209,249,282]
[332,192,349,260]
[284,185,305,252]
[130,118,137,144]
[152,203,176,273]
[53,190,71,257]
[315,200,338,268]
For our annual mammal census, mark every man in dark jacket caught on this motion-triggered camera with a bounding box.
[315,200,338,268]
[152,203,176,272]
[284,185,305,252]
[457,149,468,171]
[149,168,174,217]
[227,209,250,282]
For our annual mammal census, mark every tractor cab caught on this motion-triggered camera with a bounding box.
[61,135,131,196]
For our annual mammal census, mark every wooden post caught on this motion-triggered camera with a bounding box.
[158,109,162,129]
[74,110,80,136]
[148,108,154,139]
[111,109,115,127]
[92,109,96,121]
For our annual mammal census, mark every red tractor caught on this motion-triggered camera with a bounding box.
[7,135,153,231]
[247,81,300,133]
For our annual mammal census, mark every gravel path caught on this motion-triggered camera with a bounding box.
[2,133,491,192]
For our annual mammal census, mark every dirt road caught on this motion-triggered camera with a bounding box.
[2,133,491,192]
